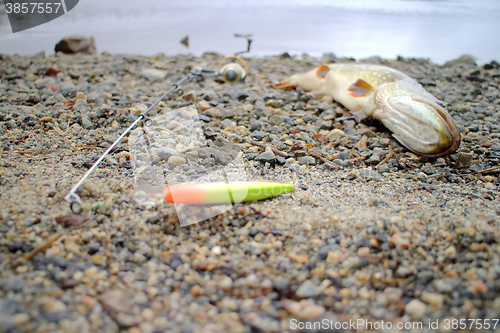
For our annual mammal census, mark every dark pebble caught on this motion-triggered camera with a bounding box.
[251,131,268,141]
[7,242,33,253]
[87,242,101,255]
[250,120,262,131]
[276,156,286,165]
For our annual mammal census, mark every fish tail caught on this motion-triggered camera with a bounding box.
[275,74,301,89]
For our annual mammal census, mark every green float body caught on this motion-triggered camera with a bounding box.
[164,181,294,205]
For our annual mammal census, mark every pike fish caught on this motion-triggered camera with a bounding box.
[276,64,460,157]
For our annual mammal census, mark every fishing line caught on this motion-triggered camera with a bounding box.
[64,69,209,214]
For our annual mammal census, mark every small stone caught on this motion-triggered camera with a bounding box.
[246,274,259,288]
[366,154,381,165]
[139,68,167,82]
[391,233,410,249]
[13,313,30,326]
[42,299,67,314]
[269,115,284,125]
[339,288,351,298]
[359,168,381,180]
[296,280,320,298]
[221,119,233,128]
[421,291,444,307]
[250,120,262,131]
[300,304,326,320]
[251,131,267,141]
[274,277,290,293]
[190,285,201,296]
[337,151,351,160]
[256,151,275,163]
[357,247,370,257]
[205,108,221,118]
[484,175,494,182]
[283,301,301,317]
[444,245,456,257]
[416,172,428,182]
[129,252,147,264]
[197,101,210,111]
[455,152,474,168]
[167,156,186,168]
[485,182,496,190]
[254,233,264,242]
[75,91,86,102]
[218,277,233,290]
[220,297,238,311]
[405,299,427,318]
[141,308,155,322]
[299,156,316,165]
[211,246,222,256]
[276,156,286,165]
[157,147,178,161]
[470,279,488,294]
[98,290,133,317]
[368,197,379,207]
[260,279,273,290]
[55,35,96,54]
[0,277,25,292]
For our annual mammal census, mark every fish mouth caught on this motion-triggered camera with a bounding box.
[375,91,461,157]
[410,95,461,157]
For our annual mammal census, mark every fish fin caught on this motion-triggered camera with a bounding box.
[275,74,300,89]
[275,81,298,89]
[348,79,374,97]
[316,64,330,79]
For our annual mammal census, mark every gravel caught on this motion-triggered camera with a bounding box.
[0,51,499,332]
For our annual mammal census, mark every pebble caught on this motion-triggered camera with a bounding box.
[300,304,326,320]
[167,155,186,168]
[139,68,167,82]
[257,151,275,163]
[246,274,259,288]
[296,280,320,298]
[156,147,178,161]
[421,292,444,307]
[405,299,427,318]
[218,277,233,291]
[391,233,410,249]
[299,156,316,165]
[42,298,67,314]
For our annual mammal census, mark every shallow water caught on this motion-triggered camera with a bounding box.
[0,0,499,64]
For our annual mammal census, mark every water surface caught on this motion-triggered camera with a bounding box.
[0,0,499,64]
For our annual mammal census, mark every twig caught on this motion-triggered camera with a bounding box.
[53,119,71,136]
[79,146,100,150]
[376,147,395,169]
[347,148,361,158]
[53,123,65,136]
[330,136,350,147]
[1,151,34,155]
[23,231,65,261]
[317,155,343,170]
[249,140,291,157]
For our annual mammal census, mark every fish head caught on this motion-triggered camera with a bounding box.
[374,81,460,157]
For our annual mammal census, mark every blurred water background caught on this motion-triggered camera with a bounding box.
[0,0,499,64]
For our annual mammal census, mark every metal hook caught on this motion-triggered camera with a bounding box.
[70,201,83,214]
